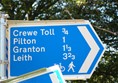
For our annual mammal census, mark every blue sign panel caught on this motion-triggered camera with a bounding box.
[9,23,105,79]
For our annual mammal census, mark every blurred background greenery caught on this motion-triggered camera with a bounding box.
[0,0,118,82]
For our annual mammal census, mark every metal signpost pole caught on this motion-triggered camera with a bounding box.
[0,12,7,80]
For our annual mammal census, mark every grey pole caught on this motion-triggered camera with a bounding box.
[0,12,8,80]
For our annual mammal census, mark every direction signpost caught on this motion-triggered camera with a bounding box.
[8,20,105,80]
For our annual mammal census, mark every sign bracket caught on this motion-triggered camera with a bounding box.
[0,60,9,64]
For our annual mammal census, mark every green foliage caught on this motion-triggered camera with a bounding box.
[0,0,60,20]
[0,0,118,82]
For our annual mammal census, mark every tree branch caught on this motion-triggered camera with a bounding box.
[94,26,117,36]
